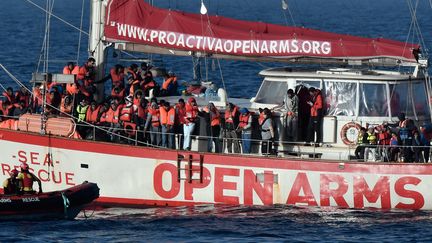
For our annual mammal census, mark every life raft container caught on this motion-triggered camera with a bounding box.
[340,122,362,145]
[17,114,76,137]
[0,119,18,130]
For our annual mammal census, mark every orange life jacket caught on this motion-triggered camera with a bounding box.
[162,76,177,90]
[185,103,198,124]
[120,105,133,122]
[210,108,221,127]
[110,67,125,87]
[60,98,73,114]
[129,80,141,96]
[238,113,251,128]
[160,107,175,126]
[104,106,120,124]
[148,107,160,127]
[111,87,125,100]
[86,106,101,123]
[224,106,238,124]
[63,65,79,75]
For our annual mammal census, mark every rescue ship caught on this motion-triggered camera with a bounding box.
[0,0,431,210]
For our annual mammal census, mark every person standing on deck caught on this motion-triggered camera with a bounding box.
[144,102,161,146]
[306,87,323,146]
[183,97,198,150]
[77,57,96,87]
[224,103,240,153]
[260,108,275,155]
[208,102,221,153]
[274,89,299,142]
[175,98,186,149]
[238,108,253,154]
[160,101,176,149]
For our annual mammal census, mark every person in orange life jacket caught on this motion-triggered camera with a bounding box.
[206,103,221,153]
[377,124,391,162]
[60,95,73,115]
[143,76,157,96]
[15,86,30,108]
[144,102,161,146]
[223,103,240,154]
[95,64,125,89]
[17,163,42,194]
[160,71,178,96]
[128,74,142,97]
[260,108,275,155]
[160,101,176,149]
[77,57,96,87]
[183,97,198,150]
[133,91,147,126]
[174,98,186,149]
[105,99,122,142]
[86,101,101,124]
[306,87,323,146]
[127,64,142,81]
[3,169,20,195]
[3,87,16,104]
[237,108,252,154]
[119,96,134,124]
[63,62,79,76]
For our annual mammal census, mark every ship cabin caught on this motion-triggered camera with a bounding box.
[251,67,431,147]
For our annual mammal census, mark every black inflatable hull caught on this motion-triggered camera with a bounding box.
[0,182,99,220]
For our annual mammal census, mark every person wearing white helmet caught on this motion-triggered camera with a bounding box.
[17,163,42,194]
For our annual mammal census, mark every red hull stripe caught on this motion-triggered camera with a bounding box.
[1,129,432,175]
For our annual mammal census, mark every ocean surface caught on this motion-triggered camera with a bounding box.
[1,0,432,241]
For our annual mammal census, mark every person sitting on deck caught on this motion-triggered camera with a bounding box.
[17,163,42,194]
[2,169,20,195]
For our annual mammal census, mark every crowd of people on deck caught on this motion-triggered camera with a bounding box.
[1,57,430,161]
[0,58,281,155]
[354,113,432,163]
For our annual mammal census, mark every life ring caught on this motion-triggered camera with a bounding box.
[340,122,362,145]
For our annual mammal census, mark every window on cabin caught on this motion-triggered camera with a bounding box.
[389,83,414,117]
[359,83,388,117]
[254,80,288,104]
[324,81,357,116]
[413,82,429,117]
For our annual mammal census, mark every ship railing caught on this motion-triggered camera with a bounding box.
[73,123,432,163]
[2,115,431,163]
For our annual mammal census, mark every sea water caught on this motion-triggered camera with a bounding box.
[1,0,432,241]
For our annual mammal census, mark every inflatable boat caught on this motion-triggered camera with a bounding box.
[0,182,99,220]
